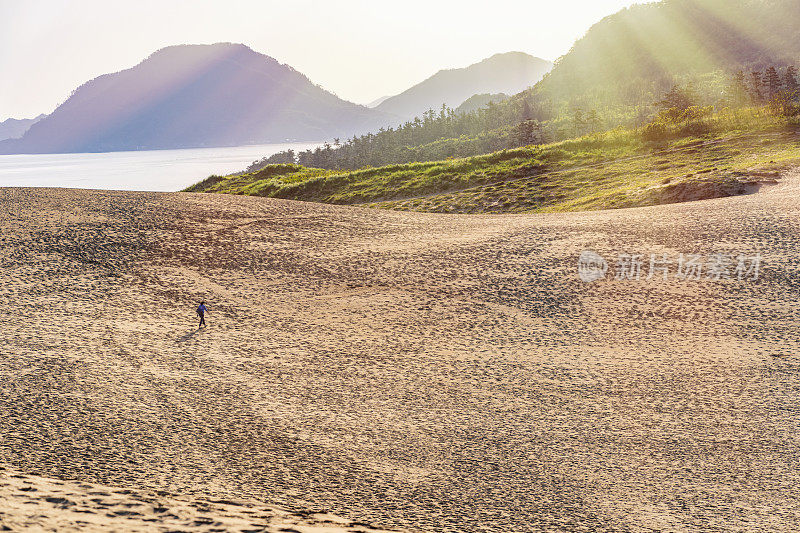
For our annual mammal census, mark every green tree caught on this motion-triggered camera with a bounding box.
[586,109,601,133]
[764,66,782,99]
[749,71,763,103]
[785,66,799,100]
[522,100,533,121]
[656,85,696,121]
[729,70,750,106]
[572,109,586,136]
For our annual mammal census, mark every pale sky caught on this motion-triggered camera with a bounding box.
[0,0,648,119]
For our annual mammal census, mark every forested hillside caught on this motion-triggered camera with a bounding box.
[531,0,800,112]
[245,0,800,173]
[188,106,800,213]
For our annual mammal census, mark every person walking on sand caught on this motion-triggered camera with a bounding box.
[197,301,208,328]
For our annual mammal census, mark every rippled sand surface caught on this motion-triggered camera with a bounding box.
[0,466,401,532]
[2,177,800,531]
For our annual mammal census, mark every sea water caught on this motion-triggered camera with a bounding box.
[0,142,322,192]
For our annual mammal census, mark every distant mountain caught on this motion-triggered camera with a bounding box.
[454,93,509,115]
[366,95,392,108]
[0,114,45,141]
[375,52,552,121]
[0,43,393,154]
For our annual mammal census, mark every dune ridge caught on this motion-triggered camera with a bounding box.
[2,176,800,531]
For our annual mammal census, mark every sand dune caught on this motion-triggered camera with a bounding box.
[2,175,800,531]
[0,466,401,532]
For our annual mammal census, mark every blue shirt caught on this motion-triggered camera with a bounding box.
[197,304,207,314]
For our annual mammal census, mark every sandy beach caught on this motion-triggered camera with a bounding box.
[2,176,800,531]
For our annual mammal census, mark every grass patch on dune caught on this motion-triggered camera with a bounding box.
[376,130,799,213]
[186,109,800,213]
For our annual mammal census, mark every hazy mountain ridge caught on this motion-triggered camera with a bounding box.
[526,0,800,110]
[366,95,392,108]
[375,52,552,121]
[0,114,45,141]
[454,93,510,115]
[0,43,393,154]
